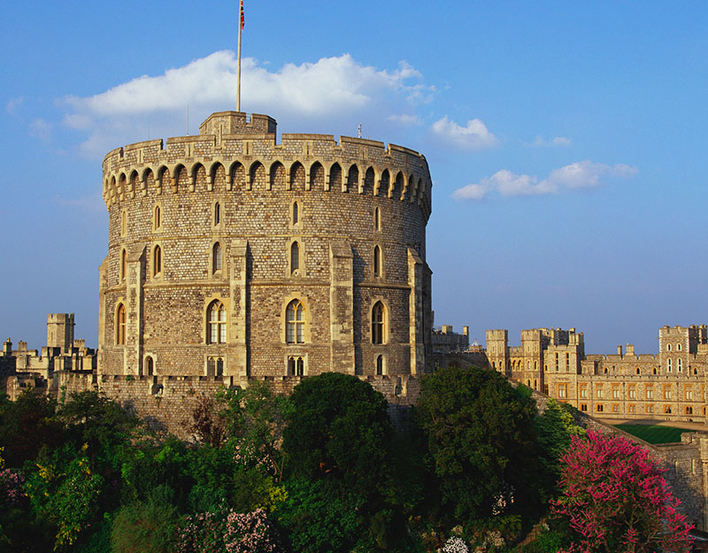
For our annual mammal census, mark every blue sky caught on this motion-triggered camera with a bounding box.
[2,1,707,354]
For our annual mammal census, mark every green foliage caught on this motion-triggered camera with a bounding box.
[24,443,105,551]
[417,366,541,533]
[534,399,585,499]
[277,477,367,553]
[283,372,393,495]
[57,390,140,455]
[111,499,180,553]
[217,381,292,481]
[0,389,61,468]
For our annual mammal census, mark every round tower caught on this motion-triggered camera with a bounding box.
[98,112,433,385]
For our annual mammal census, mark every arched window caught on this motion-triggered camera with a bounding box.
[207,300,227,344]
[153,245,162,276]
[374,207,381,231]
[373,245,382,278]
[153,205,161,230]
[376,354,384,375]
[116,303,126,345]
[292,201,299,225]
[146,356,154,376]
[286,299,305,343]
[290,242,300,274]
[372,301,385,345]
[296,357,304,376]
[214,202,221,225]
[213,242,222,273]
[121,249,127,281]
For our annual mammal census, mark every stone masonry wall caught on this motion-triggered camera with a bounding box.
[99,112,432,382]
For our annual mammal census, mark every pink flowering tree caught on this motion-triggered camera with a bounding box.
[553,431,693,553]
[176,507,284,553]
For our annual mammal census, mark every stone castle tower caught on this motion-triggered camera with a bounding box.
[98,111,433,386]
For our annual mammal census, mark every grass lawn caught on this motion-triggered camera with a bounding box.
[614,424,685,444]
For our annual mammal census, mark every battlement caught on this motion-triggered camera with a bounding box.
[101,113,432,220]
[199,111,277,136]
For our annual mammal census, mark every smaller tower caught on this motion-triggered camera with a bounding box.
[486,329,509,375]
[47,314,75,352]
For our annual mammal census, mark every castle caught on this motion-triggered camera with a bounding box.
[0,314,96,400]
[484,325,708,423]
[98,111,432,391]
[4,110,708,529]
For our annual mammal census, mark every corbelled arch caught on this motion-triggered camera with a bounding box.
[392,171,404,200]
[289,161,305,191]
[191,163,206,192]
[228,161,245,191]
[173,164,187,191]
[209,162,227,192]
[268,161,285,191]
[327,162,342,192]
[308,161,324,191]
[346,163,360,193]
[362,166,375,195]
[248,161,266,190]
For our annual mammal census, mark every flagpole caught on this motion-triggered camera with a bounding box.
[236,1,243,112]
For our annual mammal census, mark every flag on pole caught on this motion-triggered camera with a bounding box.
[240,0,245,29]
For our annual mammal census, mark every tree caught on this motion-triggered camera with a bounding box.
[0,389,61,467]
[416,366,541,532]
[283,372,394,493]
[218,381,291,481]
[553,431,693,553]
[280,373,404,551]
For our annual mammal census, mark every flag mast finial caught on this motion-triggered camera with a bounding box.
[236,0,244,112]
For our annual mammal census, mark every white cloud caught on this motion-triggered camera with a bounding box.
[29,118,52,141]
[527,135,572,148]
[452,160,639,201]
[388,113,421,125]
[431,116,499,149]
[5,97,24,115]
[60,51,431,157]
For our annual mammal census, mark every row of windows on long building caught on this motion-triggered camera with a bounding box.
[114,299,388,346]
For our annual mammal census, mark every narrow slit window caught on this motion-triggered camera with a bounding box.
[373,245,382,278]
[116,303,126,345]
[153,245,162,276]
[372,301,385,345]
[214,202,221,225]
[213,242,222,273]
[291,242,300,273]
[292,202,299,225]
